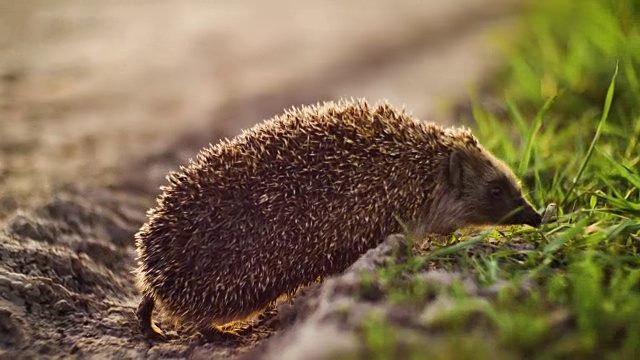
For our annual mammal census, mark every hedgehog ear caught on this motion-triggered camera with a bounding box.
[448,151,464,191]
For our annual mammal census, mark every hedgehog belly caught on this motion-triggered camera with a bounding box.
[151,279,273,331]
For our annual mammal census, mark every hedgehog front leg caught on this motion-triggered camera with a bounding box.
[136,294,167,341]
[195,326,243,343]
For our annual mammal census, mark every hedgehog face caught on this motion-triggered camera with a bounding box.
[448,148,542,228]
[473,175,542,227]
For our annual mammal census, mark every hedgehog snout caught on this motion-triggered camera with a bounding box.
[511,200,542,228]
[520,205,542,228]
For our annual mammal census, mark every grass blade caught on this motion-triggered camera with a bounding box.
[518,94,556,177]
[597,148,640,189]
[506,100,528,137]
[561,63,619,206]
[543,217,589,254]
[427,231,491,258]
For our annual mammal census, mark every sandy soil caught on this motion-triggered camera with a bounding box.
[0,0,520,358]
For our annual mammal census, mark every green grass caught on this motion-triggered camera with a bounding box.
[356,0,640,358]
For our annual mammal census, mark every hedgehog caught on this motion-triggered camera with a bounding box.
[134,98,541,339]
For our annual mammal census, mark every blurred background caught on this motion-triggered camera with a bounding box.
[0,0,520,215]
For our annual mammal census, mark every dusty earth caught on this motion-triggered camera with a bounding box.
[0,0,521,358]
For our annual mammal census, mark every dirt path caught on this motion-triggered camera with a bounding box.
[0,0,519,358]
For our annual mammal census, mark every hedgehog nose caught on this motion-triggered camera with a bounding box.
[522,207,542,228]
[511,199,542,228]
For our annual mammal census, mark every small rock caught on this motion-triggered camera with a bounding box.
[5,214,56,243]
[0,308,24,346]
[54,300,75,315]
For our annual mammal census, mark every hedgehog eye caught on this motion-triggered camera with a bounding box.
[490,186,504,199]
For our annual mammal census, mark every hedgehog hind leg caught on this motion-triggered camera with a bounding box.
[136,294,167,341]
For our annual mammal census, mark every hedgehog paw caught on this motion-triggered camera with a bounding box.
[136,294,169,342]
[144,322,169,341]
[198,326,243,342]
